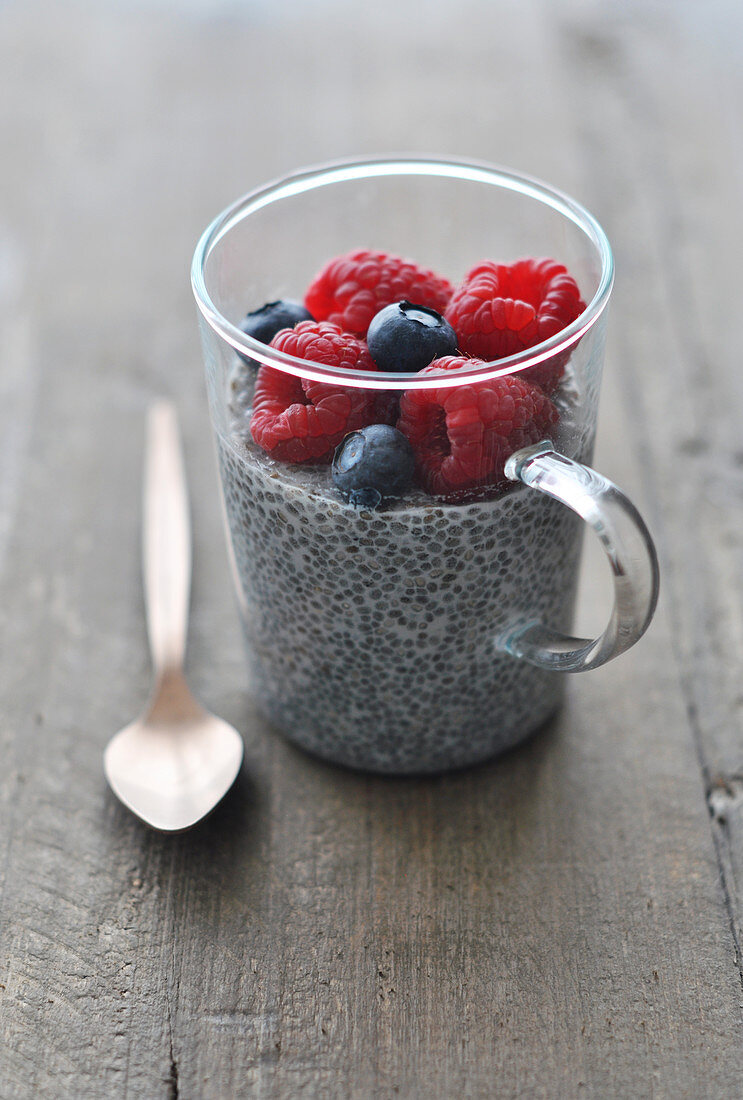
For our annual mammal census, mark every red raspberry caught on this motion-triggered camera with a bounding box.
[444,258,585,394]
[304,249,453,337]
[250,321,377,463]
[397,356,558,496]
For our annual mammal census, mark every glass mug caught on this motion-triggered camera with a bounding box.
[192,157,659,774]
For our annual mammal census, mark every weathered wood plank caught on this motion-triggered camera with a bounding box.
[551,0,743,974]
[1,1,742,1097]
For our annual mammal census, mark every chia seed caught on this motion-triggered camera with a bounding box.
[216,366,594,773]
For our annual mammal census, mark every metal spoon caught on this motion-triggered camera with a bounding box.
[104,400,243,831]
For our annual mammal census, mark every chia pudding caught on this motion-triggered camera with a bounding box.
[218,367,594,774]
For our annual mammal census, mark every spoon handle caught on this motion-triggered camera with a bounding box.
[143,401,191,677]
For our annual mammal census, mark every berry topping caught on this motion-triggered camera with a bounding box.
[304,249,453,337]
[332,424,416,508]
[397,356,558,496]
[373,390,402,428]
[239,299,314,347]
[250,321,377,463]
[444,258,585,393]
[367,300,458,373]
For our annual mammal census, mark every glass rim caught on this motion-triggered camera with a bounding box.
[191,155,614,391]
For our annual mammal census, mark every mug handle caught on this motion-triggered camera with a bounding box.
[499,441,660,672]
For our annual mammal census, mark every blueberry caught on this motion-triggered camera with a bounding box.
[367,300,457,373]
[347,486,383,510]
[237,300,313,365]
[332,424,415,508]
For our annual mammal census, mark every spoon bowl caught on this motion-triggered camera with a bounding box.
[105,672,243,832]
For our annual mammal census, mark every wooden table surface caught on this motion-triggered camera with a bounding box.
[2,0,743,1096]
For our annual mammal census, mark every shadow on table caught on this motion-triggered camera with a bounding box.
[104,735,267,888]
[314,705,564,859]
[103,692,584,926]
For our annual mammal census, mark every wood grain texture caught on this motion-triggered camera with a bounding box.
[1,0,742,1096]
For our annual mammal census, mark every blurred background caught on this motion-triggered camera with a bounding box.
[3,0,740,430]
